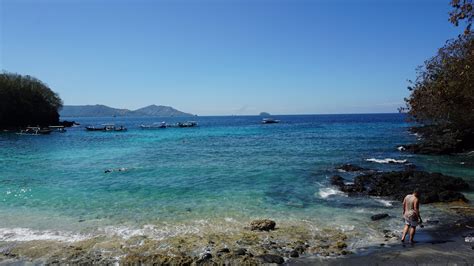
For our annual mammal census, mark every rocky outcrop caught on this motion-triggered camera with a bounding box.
[330,169,469,204]
[336,164,368,172]
[250,219,276,231]
[402,126,474,155]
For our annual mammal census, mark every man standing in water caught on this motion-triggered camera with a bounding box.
[401,189,423,243]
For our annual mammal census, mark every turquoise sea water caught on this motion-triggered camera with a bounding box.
[0,114,473,247]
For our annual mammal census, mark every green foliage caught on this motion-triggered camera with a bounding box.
[404,34,473,129]
[0,72,63,129]
[450,0,473,34]
[403,33,474,153]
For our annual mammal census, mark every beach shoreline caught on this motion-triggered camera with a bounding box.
[0,207,472,265]
[291,216,474,265]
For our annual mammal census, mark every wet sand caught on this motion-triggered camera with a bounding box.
[291,216,474,266]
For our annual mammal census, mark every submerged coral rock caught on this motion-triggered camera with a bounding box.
[250,219,276,231]
[336,164,367,172]
[371,213,389,221]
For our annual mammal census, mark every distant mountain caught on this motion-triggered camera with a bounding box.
[132,105,192,117]
[60,104,193,117]
[259,112,271,116]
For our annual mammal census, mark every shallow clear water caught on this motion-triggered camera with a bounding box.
[0,114,473,246]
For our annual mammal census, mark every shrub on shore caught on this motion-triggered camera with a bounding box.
[0,72,63,130]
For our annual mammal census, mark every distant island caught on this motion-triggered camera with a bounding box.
[259,112,271,116]
[60,104,194,117]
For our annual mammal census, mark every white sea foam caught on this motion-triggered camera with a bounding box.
[373,198,393,207]
[397,146,406,151]
[318,187,346,199]
[101,223,205,241]
[366,158,407,164]
[354,208,368,213]
[0,228,89,242]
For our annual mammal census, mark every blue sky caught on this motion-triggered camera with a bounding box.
[0,0,464,115]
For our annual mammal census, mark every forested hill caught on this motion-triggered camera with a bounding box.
[60,104,193,117]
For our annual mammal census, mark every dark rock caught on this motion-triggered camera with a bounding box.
[233,248,247,256]
[331,168,469,204]
[371,213,389,221]
[255,254,284,264]
[330,175,345,187]
[289,250,299,257]
[336,164,367,172]
[403,126,474,155]
[294,245,306,254]
[217,248,230,253]
[425,220,439,225]
[250,219,276,231]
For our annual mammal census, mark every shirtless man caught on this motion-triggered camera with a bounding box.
[401,189,423,243]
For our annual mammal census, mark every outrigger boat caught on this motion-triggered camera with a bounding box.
[177,121,198,128]
[140,122,167,129]
[17,127,52,135]
[262,118,280,124]
[48,125,66,133]
[86,124,127,132]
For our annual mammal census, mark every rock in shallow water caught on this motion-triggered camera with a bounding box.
[330,175,345,187]
[250,219,276,231]
[336,164,368,172]
[371,213,389,221]
[332,169,469,204]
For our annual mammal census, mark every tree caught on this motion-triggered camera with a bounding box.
[449,0,473,34]
[403,33,474,153]
[0,72,63,129]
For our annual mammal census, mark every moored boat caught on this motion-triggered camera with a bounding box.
[48,125,66,133]
[177,121,198,127]
[17,127,52,135]
[86,124,127,132]
[86,125,106,131]
[262,118,280,124]
[140,122,167,129]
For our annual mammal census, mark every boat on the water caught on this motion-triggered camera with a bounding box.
[262,118,280,124]
[17,127,52,135]
[177,121,198,127]
[140,122,167,129]
[86,124,127,132]
[48,125,66,133]
[86,125,106,131]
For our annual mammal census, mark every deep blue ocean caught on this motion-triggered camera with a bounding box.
[0,114,473,247]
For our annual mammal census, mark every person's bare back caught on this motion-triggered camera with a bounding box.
[401,189,422,243]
